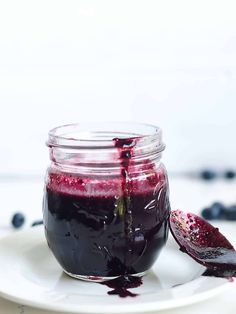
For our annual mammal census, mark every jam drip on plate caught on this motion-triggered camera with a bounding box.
[101,275,143,297]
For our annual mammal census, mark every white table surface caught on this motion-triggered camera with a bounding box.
[0,177,236,314]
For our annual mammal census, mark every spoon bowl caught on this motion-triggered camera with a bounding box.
[169,210,236,276]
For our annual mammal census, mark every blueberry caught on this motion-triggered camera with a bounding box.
[224,205,236,221]
[201,202,225,220]
[11,213,25,229]
[210,202,225,219]
[224,170,236,179]
[201,208,213,220]
[31,220,43,227]
[211,202,225,210]
[200,170,217,180]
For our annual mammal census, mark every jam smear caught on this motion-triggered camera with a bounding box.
[101,275,143,297]
[202,268,236,278]
[170,210,236,277]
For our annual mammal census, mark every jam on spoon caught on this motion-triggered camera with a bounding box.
[169,210,236,277]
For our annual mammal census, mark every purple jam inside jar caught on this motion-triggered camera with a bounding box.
[43,123,170,280]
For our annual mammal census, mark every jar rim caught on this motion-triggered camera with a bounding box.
[47,122,165,152]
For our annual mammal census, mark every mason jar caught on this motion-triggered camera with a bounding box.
[43,122,170,282]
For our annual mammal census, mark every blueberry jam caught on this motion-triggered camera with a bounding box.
[43,137,170,279]
[170,210,236,278]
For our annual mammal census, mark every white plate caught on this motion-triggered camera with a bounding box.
[0,228,233,313]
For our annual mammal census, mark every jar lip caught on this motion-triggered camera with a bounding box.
[47,122,165,152]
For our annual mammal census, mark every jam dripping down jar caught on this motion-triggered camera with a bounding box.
[43,122,170,282]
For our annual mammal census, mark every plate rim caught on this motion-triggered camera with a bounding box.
[0,228,234,313]
[0,281,232,314]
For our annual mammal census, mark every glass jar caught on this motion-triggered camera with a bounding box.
[43,122,170,282]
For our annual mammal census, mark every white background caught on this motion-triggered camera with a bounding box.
[0,0,236,175]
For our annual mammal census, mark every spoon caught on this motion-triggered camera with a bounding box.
[169,210,236,277]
